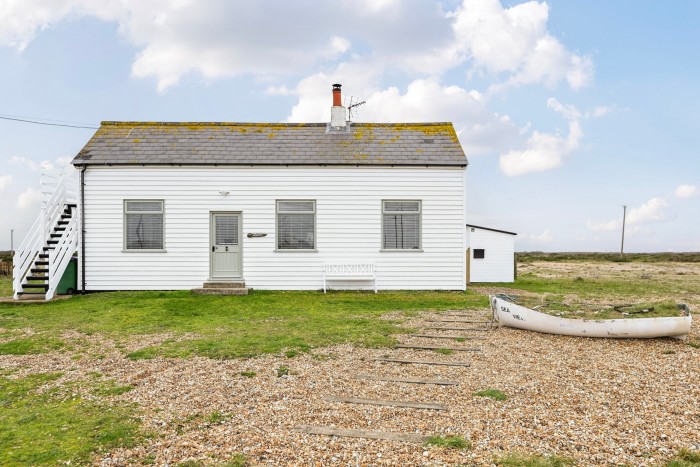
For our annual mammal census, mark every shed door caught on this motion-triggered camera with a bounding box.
[211,213,242,279]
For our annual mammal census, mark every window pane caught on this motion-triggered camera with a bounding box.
[383,201,419,212]
[126,213,163,249]
[277,213,315,249]
[126,201,162,212]
[383,213,420,249]
[278,201,314,212]
[215,216,238,245]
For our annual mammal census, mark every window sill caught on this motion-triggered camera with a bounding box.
[380,249,424,253]
[122,249,168,253]
[274,249,318,253]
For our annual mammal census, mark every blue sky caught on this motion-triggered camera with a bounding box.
[1,0,698,252]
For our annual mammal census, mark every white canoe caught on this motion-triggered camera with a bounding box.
[490,295,692,339]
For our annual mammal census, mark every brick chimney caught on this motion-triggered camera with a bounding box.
[330,83,346,128]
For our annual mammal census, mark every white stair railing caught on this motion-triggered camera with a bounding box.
[12,215,42,299]
[47,210,79,300]
[13,172,79,300]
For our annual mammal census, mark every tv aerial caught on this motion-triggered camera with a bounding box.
[345,95,366,122]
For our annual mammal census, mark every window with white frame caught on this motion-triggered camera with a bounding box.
[124,200,164,250]
[382,200,421,250]
[276,200,316,250]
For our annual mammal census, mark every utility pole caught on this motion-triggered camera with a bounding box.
[620,205,627,255]
[10,229,13,257]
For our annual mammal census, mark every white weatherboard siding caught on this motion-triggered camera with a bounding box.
[467,228,515,283]
[83,166,466,291]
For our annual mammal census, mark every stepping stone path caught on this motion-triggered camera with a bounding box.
[293,307,495,444]
[408,334,486,340]
[352,374,460,385]
[394,344,481,352]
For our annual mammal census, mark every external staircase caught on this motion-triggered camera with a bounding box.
[13,172,80,300]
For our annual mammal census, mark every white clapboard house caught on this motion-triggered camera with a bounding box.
[465,224,517,283]
[13,84,468,299]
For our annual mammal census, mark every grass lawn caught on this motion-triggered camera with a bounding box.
[0,276,486,359]
[0,372,141,465]
[0,274,12,297]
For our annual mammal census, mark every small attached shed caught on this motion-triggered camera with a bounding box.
[465,224,517,283]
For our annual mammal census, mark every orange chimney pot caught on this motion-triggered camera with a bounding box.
[332,83,342,106]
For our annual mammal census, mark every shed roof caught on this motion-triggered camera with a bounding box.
[466,224,518,236]
[71,121,468,167]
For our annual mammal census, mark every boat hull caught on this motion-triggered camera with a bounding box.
[490,296,692,339]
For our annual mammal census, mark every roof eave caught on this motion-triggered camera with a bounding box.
[71,161,468,168]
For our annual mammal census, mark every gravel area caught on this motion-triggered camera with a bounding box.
[1,262,698,466]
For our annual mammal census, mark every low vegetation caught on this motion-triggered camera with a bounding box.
[0,335,65,355]
[424,435,471,450]
[666,448,700,467]
[497,452,575,467]
[517,252,700,263]
[0,372,142,465]
[0,274,12,297]
[474,388,507,401]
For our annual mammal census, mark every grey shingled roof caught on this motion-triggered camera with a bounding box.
[71,122,467,167]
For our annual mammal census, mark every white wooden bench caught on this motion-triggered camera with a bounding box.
[323,264,377,293]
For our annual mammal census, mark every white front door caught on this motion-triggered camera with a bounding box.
[210,213,242,279]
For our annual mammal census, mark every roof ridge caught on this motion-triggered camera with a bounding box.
[99,121,454,127]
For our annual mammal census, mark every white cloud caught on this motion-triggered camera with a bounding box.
[0,0,123,51]
[627,197,668,225]
[675,184,698,199]
[451,0,592,91]
[547,97,581,121]
[9,155,71,172]
[527,229,553,244]
[592,105,615,118]
[498,119,582,176]
[16,187,42,209]
[586,219,619,232]
[0,175,12,192]
[122,1,451,91]
[0,0,591,93]
[587,197,671,234]
[10,155,40,171]
[498,96,612,176]
[329,35,351,56]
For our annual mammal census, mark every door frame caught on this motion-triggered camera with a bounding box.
[209,211,243,280]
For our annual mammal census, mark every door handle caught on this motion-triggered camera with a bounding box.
[225,246,229,252]
[212,246,215,252]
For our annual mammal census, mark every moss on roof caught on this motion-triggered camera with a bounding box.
[73,121,468,167]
